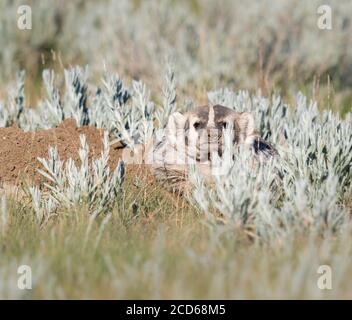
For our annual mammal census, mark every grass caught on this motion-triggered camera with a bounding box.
[0,65,350,299]
[1,0,352,116]
[0,0,351,300]
[1,167,351,299]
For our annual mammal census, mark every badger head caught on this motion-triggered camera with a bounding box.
[165,104,275,163]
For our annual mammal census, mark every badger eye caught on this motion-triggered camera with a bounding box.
[193,122,201,129]
[220,122,228,129]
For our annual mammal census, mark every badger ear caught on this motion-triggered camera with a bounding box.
[166,112,186,144]
[236,112,255,143]
[166,112,186,131]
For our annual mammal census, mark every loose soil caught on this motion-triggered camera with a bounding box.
[0,119,154,188]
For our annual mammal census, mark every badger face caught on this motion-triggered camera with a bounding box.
[151,104,277,193]
[166,105,257,163]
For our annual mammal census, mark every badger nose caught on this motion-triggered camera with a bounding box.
[207,129,211,138]
[207,127,215,136]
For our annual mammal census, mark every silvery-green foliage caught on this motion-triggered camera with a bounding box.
[28,186,57,225]
[0,67,158,148]
[193,89,351,242]
[40,70,63,126]
[156,65,177,128]
[86,71,137,147]
[192,148,347,243]
[23,70,65,130]
[0,102,8,128]
[35,132,125,220]
[90,74,121,127]
[92,75,155,148]
[14,66,90,130]
[0,71,26,127]
[208,89,352,192]
[107,79,155,148]
[63,66,89,126]
[1,0,352,95]
[131,80,155,143]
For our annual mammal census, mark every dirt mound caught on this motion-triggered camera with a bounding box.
[0,119,127,186]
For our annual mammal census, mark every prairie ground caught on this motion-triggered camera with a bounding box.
[0,0,351,299]
[1,174,352,299]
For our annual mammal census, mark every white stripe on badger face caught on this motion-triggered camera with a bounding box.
[207,105,215,127]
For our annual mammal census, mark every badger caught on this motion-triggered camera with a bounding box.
[123,105,277,194]
[151,105,277,193]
